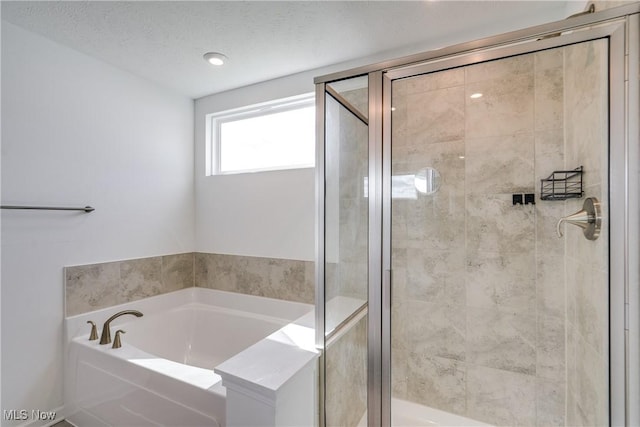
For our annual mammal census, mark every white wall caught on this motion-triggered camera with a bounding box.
[194,73,316,261]
[0,21,194,424]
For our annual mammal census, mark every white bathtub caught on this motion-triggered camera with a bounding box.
[64,288,314,427]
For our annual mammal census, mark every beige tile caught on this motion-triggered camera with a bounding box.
[65,262,120,316]
[407,300,466,362]
[405,248,465,305]
[466,307,536,375]
[465,73,534,139]
[466,364,536,426]
[534,129,564,187]
[465,133,534,194]
[195,253,314,304]
[566,321,578,410]
[536,255,566,318]
[119,257,163,303]
[574,334,608,426]
[566,387,579,427]
[534,48,563,71]
[466,251,536,314]
[161,253,194,291]
[402,193,465,251]
[575,265,608,356]
[536,377,566,427]
[535,200,565,259]
[465,54,533,83]
[537,314,565,379]
[325,316,367,427]
[535,66,563,131]
[392,139,464,181]
[406,353,466,414]
[403,85,465,144]
[564,40,608,189]
[466,194,535,255]
[394,67,464,97]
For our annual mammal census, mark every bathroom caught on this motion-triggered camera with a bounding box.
[1,1,639,427]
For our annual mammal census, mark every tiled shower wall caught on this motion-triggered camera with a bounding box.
[564,39,609,426]
[390,40,608,426]
[65,253,314,316]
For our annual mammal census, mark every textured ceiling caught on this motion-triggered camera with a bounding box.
[1,1,573,99]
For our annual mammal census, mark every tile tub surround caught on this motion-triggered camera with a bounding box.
[390,41,609,426]
[65,253,194,316]
[195,252,314,304]
[66,252,314,315]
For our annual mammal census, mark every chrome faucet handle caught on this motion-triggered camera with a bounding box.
[556,197,601,240]
[87,321,98,341]
[112,330,126,349]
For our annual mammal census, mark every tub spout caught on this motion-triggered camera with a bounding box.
[99,310,143,345]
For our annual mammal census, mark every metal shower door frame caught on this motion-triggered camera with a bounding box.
[315,4,639,427]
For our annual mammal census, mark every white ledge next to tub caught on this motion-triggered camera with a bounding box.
[215,310,319,427]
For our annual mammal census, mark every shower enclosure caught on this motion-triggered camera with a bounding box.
[315,5,639,427]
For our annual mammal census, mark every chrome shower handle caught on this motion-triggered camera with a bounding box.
[556,197,601,240]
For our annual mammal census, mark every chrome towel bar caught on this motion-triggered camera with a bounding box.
[1,205,95,212]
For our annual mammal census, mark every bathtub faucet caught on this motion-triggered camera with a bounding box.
[99,310,143,345]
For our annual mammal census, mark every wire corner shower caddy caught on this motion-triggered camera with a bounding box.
[540,166,584,201]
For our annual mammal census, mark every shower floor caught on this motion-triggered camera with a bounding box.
[357,398,493,427]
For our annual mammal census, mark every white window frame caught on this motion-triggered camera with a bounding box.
[206,93,315,175]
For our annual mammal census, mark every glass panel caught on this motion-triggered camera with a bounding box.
[327,75,369,119]
[323,76,369,426]
[390,39,609,426]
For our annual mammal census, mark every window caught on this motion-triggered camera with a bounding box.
[208,94,315,175]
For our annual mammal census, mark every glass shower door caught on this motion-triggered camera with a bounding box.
[389,39,610,426]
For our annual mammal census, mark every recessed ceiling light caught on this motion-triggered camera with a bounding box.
[470,93,483,99]
[203,52,227,66]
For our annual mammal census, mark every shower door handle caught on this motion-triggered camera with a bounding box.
[556,197,601,240]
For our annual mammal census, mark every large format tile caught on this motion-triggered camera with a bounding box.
[403,85,465,145]
[465,55,533,83]
[536,314,565,379]
[161,253,194,291]
[574,334,608,427]
[466,194,535,255]
[325,316,367,427]
[407,300,466,361]
[465,73,534,139]
[195,253,314,304]
[394,68,464,98]
[405,247,465,305]
[466,251,535,314]
[65,262,120,316]
[536,255,566,318]
[119,257,163,302]
[465,133,534,195]
[536,377,566,426]
[466,364,536,426]
[406,353,466,414]
[534,66,563,131]
[466,307,536,375]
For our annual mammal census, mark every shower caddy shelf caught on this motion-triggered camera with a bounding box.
[540,166,583,201]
